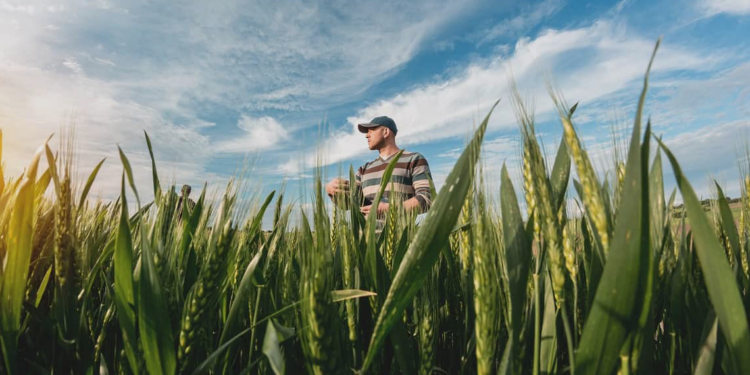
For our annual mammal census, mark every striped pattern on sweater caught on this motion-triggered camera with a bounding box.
[355,150,432,212]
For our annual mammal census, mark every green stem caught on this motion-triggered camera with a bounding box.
[247,288,263,367]
[561,304,576,375]
[668,331,676,375]
[573,281,579,348]
[619,354,630,375]
[533,273,541,375]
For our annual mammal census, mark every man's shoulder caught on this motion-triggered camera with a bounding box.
[401,150,429,164]
[358,158,375,170]
[357,158,377,175]
[358,151,429,173]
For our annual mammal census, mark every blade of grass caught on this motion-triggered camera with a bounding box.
[248,191,276,246]
[216,223,282,371]
[247,289,375,334]
[359,152,418,375]
[43,144,60,199]
[365,150,404,243]
[144,131,161,204]
[78,158,106,214]
[113,173,138,373]
[497,336,514,375]
[118,146,140,207]
[262,320,295,375]
[190,327,252,375]
[715,183,740,273]
[539,275,558,375]
[501,163,530,344]
[631,122,657,373]
[138,221,177,375]
[33,168,51,199]
[364,150,403,301]
[19,265,53,334]
[649,148,665,250]
[694,310,719,375]
[575,41,657,375]
[0,144,42,373]
[657,137,750,374]
[331,289,377,302]
[360,100,498,373]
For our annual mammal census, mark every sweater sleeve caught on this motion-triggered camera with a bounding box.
[410,153,432,212]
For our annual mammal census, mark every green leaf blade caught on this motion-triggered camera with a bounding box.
[657,138,750,374]
[715,183,740,271]
[78,158,106,214]
[113,174,139,373]
[144,131,161,203]
[500,163,530,340]
[360,100,499,373]
[576,42,658,375]
[0,145,43,373]
[262,320,295,375]
[138,226,177,375]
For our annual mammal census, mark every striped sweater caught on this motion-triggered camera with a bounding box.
[355,150,432,212]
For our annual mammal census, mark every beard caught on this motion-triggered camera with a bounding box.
[368,137,384,150]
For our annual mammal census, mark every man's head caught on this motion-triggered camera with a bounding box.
[358,116,398,151]
[181,184,191,197]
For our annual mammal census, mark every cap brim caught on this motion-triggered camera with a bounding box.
[357,123,378,133]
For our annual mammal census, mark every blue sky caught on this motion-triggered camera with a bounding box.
[1,0,749,218]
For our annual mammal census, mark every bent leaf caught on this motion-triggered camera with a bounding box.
[658,137,750,374]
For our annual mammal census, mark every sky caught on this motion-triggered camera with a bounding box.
[1,0,749,222]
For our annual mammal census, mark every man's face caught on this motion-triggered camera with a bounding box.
[365,126,386,150]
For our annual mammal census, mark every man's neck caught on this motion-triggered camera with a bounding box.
[378,144,401,160]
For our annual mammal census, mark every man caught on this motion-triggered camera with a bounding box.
[325,116,432,219]
[176,184,196,221]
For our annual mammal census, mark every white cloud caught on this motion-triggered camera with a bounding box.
[33,0,473,113]
[477,0,565,45]
[312,20,713,171]
[660,61,750,116]
[46,5,65,13]
[62,57,82,74]
[700,0,750,16]
[94,57,115,66]
[660,119,749,185]
[215,115,289,153]
[0,0,480,198]
[0,62,217,203]
[0,2,35,15]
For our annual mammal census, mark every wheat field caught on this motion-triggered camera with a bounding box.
[1,42,749,375]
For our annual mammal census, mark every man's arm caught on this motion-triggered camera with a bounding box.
[326,167,364,210]
[410,154,432,213]
[401,196,425,212]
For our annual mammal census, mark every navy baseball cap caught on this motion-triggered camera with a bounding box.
[358,116,398,135]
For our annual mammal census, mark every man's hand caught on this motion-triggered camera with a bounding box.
[360,202,389,218]
[326,178,350,198]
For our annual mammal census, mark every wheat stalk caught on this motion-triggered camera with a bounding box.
[473,209,499,375]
